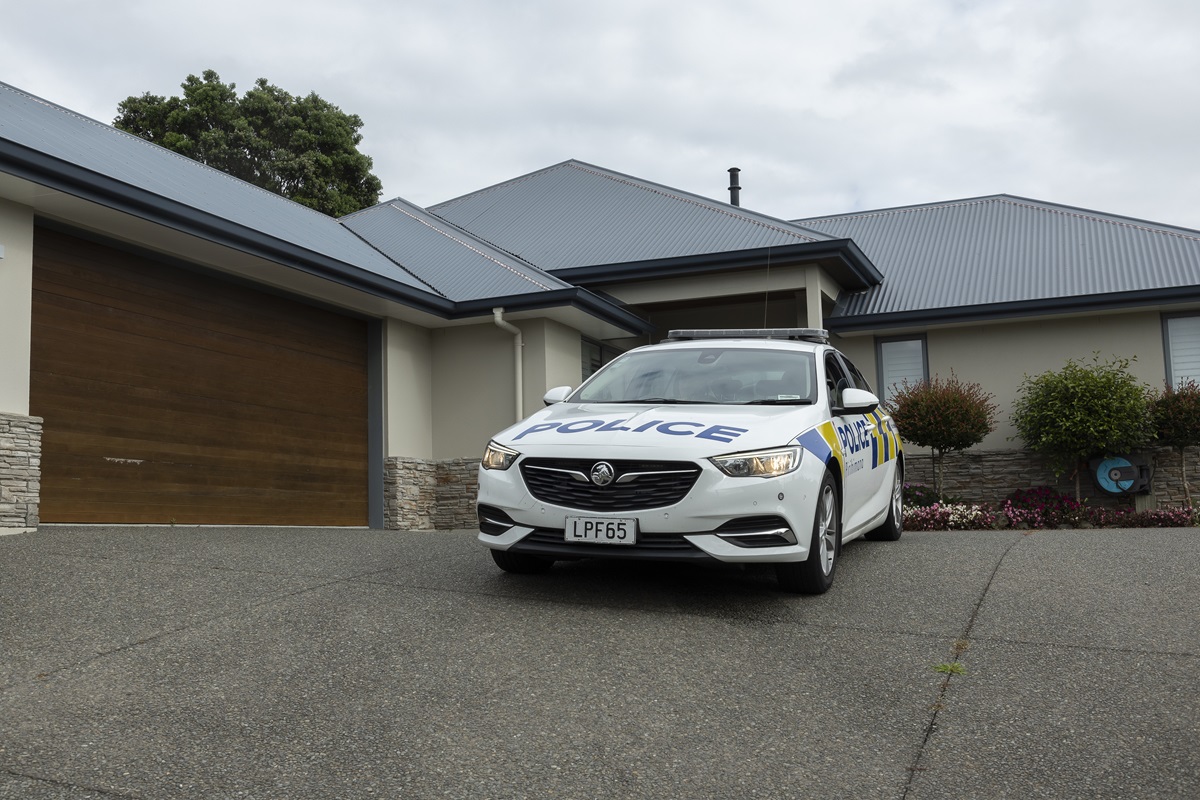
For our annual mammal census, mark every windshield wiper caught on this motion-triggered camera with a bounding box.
[743,398,815,405]
[605,398,709,404]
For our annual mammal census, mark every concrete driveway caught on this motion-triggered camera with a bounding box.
[1,525,1197,799]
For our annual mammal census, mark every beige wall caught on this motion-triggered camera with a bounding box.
[429,318,589,458]
[521,318,584,395]
[0,201,33,416]
[384,318,433,459]
[430,323,524,459]
[838,310,1170,450]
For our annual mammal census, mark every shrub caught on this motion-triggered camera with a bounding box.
[1150,380,1200,507]
[888,373,997,500]
[1010,355,1153,499]
[903,483,941,508]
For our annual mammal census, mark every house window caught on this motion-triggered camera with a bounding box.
[876,336,927,404]
[1164,314,1200,386]
[582,338,621,382]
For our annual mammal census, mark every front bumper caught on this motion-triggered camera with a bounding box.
[476,452,825,564]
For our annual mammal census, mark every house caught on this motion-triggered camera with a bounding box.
[2,80,1198,532]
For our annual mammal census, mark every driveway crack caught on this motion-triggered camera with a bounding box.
[901,533,1026,797]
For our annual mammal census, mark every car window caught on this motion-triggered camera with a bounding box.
[573,348,817,405]
[840,354,874,394]
[824,353,851,409]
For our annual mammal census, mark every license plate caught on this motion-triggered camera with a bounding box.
[565,517,638,545]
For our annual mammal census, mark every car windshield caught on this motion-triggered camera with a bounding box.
[572,347,817,405]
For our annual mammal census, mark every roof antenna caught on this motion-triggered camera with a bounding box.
[728,167,741,207]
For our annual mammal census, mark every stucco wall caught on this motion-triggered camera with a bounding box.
[836,310,1171,451]
[385,318,433,459]
[431,323,525,460]
[0,200,33,416]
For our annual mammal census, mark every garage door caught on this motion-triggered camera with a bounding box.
[30,228,369,525]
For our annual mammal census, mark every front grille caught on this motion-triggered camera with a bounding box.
[512,526,706,560]
[519,458,701,512]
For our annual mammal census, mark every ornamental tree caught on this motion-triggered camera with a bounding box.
[886,373,997,500]
[1010,355,1153,499]
[1150,379,1200,507]
[115,70,383,216]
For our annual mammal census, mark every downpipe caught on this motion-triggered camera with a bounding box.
[492,308,523,423]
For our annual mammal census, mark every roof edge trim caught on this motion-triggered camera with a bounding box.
[551,240,883,290]
[828,286,1200,333]
[1,139,460,314]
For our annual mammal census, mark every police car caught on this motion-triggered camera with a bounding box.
[476,329,904,593]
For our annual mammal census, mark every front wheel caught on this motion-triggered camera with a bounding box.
[776,472,840,594]
[866,465,903,541]
[490,548,554,574]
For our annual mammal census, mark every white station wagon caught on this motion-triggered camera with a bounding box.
[476,329,904,593]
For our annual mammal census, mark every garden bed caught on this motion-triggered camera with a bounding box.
[901,484,1198,531]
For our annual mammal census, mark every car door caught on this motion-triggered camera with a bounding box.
[824,352,883,534]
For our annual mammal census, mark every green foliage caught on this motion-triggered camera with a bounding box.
[1150,379,1200,507]
[887,373,997,498]
[1010,355,1153,482]
[1150,380,1200,450]
[115,70,382,216]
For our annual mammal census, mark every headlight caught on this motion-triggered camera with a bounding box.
[710,446,802,478]
[481,441,520,470]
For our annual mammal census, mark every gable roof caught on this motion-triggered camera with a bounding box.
[430,160,882,289]
[0,82,648,332]
[797,195,1200,331]
[341,197,573,301]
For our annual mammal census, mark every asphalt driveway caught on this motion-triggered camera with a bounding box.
[1,525,1197,799]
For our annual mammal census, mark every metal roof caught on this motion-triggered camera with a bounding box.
[341,198,573,301]
[796,195,1200,330]
[430,160,843,271]
[0,82,431,294]
[0,82,650,332]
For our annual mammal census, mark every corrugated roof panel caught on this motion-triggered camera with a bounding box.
[341,200,571,302]
[798,196,1200,320]
[431,160,836,270]
[0,82,429,292]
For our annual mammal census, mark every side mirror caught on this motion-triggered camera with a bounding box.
[543,386,573,405]
[839,387,879,415]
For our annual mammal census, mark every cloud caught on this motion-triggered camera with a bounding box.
[3,0,1198,227]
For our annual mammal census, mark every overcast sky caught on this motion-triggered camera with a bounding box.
[5,0,1199,227]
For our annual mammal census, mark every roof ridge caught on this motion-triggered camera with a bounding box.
[566,162,825,243]
[802,193,1200,244]
[384,201,559,292]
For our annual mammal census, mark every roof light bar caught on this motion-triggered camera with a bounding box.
[667,328,830,343]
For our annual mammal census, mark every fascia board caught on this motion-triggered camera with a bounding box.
[828,286,1200,334]
[551,240,882,290]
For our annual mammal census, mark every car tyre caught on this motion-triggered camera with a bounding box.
[866,464,904,541]
[776,471,839,594]
[490,548,554,574]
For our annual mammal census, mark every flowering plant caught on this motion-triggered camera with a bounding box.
[903,503,999,531]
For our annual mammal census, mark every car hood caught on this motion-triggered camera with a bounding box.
[492,402,827,457]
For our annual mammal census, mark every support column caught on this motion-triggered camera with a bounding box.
[0,201,38,532]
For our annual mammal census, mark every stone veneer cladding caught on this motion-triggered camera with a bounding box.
[388,448,1199,531]
[385,456,480,530]
[0,413,42,529]
[903,447,1199,509]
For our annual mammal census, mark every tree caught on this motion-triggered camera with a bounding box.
[1150,379,1200,507]
[1010,355,1153,499]
[886,373,997,500]
[115,70,382,216]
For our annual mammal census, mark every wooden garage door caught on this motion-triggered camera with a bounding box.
[30,228,369,525]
